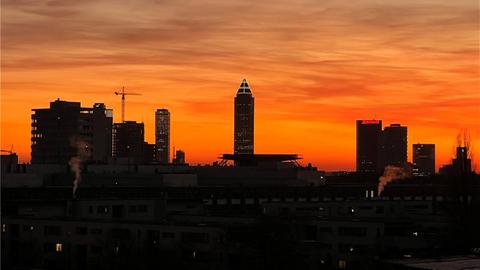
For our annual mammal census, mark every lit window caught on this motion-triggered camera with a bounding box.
[56,243,63,252]
[2,224,5,233]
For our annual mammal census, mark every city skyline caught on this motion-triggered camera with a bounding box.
[19,88,474,172]
[2,0,479,171]
[3,86,479,171]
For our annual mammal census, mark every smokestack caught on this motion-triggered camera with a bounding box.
[377,165,411,196]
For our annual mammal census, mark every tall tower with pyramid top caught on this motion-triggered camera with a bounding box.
[234,79,254,154]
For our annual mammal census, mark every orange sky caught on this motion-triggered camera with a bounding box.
[1,0,479,171]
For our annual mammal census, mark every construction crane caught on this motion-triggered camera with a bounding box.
[114,87,141,123]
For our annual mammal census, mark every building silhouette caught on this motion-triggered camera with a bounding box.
[155,109,170,164]
[356,120,382,173]
[173,149,186,164]
[413,144,435,175]
[234,79,254,155]
[143,143,156,164]
[112,121,144,164]
[31,99,112,164]
[381,124,408,167]
[453,146,472,176]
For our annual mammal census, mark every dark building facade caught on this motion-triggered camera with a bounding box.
[234,79,254,155]
[112,121,144,164]
[1,153,18,175]
[173,149,185,164]
[413,144,435,175]
[453,146,472,176]
[356,120,382,173]
[381,124,408,167]
[155,109,170,164]
[31,99,112,164]
[143,143,156,164]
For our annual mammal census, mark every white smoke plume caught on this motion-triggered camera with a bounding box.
[378,165,411,196]
[69,138,91,198]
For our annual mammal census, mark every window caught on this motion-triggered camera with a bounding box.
[97,206,109,214]
[162,232,175,239]
[128,205,137,213]
[112,205,124,218]
[89,206,93,214]
[304,225,317,240]
[90,228,103,235]
[137,205,148,213]
[56,243,63,253]
[23,225,34,231]
[76,227,88,235]
[338,227,367,237]
[181,232,209,243]
[10,224,19,237]
[91,246,103,254]
[44,226,61,236]
[319,227,332,233]
[44,243,56,252]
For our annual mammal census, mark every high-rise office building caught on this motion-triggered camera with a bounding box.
[155,109,170,164]
[356,120,382,173]
[234,79,254,155]
[31,99,112,164]
[413,144,435,175]
[381,124,408,167]
[112,121,144,164]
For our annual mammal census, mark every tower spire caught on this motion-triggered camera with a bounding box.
[237,78,252,95]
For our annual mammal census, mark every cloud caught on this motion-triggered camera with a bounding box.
[1,0,479,169]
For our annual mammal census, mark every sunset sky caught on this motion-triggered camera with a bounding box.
[1,0,479,171]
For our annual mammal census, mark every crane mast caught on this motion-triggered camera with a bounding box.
[114,87,141,122]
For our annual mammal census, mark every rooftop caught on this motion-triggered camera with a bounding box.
[236,78,252,95]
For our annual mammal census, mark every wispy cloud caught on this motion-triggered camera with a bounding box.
[2,0,479,170]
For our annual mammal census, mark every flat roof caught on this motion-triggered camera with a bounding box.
[387,255,480,270]
[221,154,301,162]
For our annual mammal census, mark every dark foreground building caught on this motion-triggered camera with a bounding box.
[31,99,113,164]
[2,170,479,270]
[234,79,254,155]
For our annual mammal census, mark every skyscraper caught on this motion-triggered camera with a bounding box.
[381,124,408,167]
[413,144,435,175]
[31,99,112,164]
[112,121,144,164]
[155,109,170,164]
[234,79,254,155]
[356,120,382,173]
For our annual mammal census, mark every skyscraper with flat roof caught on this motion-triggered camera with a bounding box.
[155,109,170,164]
[381,124,408,167]
[413,144,435,175]
[112,121,144,164]
[356,120,382,173]
[234,79,254,155]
